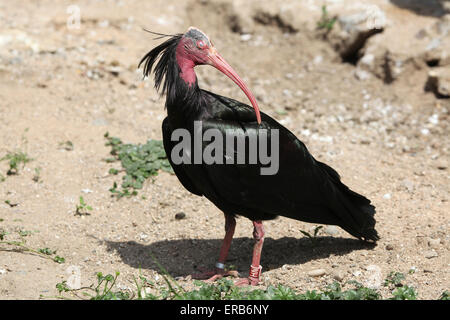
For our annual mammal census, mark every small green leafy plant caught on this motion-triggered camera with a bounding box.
[104,132,173,198]
[439,291,449,300]
[384,271,417,300]
[58,141,74,151]
[317,5,337,31]
[384,271,405,287]
[75,197,93,216]
[0,230,64,264]
[32,167,42,182]
[300,225,323,245]
[0,151,33,175]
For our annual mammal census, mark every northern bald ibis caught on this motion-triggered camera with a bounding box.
[139,27,378,285]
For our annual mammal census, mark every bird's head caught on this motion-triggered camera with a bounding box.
[139,27,261,124]
[177,27,261,123]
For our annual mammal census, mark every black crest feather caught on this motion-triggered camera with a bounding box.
[138,33,183,97]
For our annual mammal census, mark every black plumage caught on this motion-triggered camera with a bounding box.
[139,28,378,284]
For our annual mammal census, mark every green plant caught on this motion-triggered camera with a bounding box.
[384,271,406,287]
[75,196,93,216]
[4,200,18,207]
[38,248,56,255]
[104,132,173,198]
[0,230,64,264]
[58,141,74,151]
[0,151,33,175]
[300,225,323,245]
[390,285,417,300]
[439,291,449,300]
[317,5,337,31]
[384,271,417,300]
[32,167,42,182]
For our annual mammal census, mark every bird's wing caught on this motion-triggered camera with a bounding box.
[162,117,203,196]
[194,92,378,240]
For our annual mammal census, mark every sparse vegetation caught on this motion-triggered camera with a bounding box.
[0,230,65,264]
[75,196,93,216]
[104,132,173,198]
[0,151,33,175]
[384,271,406,287]
[317,5,337,32]
[49,269,435,300]
[300,225,323,245]
[384,271,417,300]
[4,200,18,207]
[32,167,41,183]
[58,140,74,151]
[440,291,450,300]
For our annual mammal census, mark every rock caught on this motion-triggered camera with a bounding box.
[324,225,339,236]
[426,67,450,97]
[240,34,252,42]
[354,68,371,81]
[385,244,394,251]
[428,238,441,249]
[436,161,447,170]
[307,268,327,277]
[423,250,438,259]
[327,4,386,62]
[106,66,121,77]
[92,117,108,126]
[423,16,450,66]
[356,13,450,82]
[401,179,414,193]
[383,193,391,200]
[331,270,345,281]
[139,233,148,240]
[175,212,186,220]
[416,236,428,245]
[352,270,362,277]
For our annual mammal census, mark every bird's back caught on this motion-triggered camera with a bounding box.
[162,90,379,242]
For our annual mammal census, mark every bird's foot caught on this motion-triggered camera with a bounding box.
[234,265,262,286]
[192,267,239,282]
[234,277,259,286]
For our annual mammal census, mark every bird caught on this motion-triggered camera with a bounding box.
[139,26,379,286]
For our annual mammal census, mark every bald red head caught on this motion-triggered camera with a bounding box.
[176,27,262,124]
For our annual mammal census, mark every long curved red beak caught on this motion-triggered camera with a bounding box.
[208,50,262,124]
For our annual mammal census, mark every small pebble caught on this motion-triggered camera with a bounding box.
[307,269,327,277]
[175,212,186,220]
[240,34,252,41]
[353,270,362,277]
[331,270,345,281]
[423,250,438,259]
[428,238,440,249]
[385,244,394,251]
[324,225,339,236]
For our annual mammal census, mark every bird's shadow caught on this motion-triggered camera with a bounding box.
[103,236,374,277]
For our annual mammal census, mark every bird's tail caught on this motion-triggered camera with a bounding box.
[318,162,379,242]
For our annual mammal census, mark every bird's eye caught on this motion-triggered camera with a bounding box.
[196,40,206,49]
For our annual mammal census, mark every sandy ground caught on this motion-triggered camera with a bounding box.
[0,0,448,299]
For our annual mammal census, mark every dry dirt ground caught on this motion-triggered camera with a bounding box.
[0,0,448,299]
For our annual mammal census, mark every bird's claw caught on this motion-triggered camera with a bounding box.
[192,268,239,281]
[234,277,260,286]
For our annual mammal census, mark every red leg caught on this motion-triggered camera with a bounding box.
[192,214,237,281]
[235,220,265,286]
